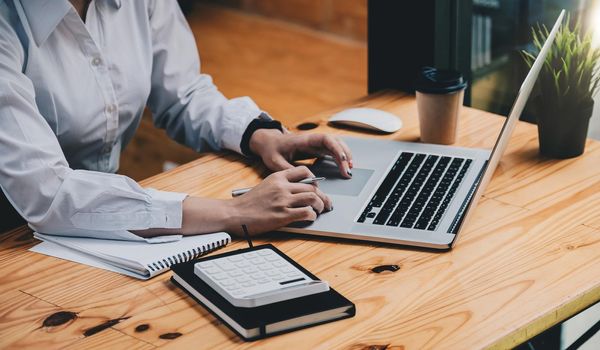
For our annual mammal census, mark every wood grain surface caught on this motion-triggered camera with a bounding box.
[1,92,599,349]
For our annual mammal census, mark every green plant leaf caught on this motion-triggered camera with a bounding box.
[521,11,600,115]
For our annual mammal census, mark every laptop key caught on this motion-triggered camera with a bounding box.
[360,152,473,231]
[414,220,429,230]
[426,159,472,230]
[393,155,438,228]
[370,152,413,207]
[373,154,425,225]
[386,156,438,226]
[409,157,449,228]
[358,152,414,223]
[357,212,367,223]
[373,208,393,225]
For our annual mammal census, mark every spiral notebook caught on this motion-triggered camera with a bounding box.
[30,232,231,280]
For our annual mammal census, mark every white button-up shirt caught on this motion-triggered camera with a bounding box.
[0,0,264,237]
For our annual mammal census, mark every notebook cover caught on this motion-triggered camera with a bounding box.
[170,244,355,341]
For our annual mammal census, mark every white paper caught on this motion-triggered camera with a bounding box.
[30,241,145,279]
[30,232,231,280]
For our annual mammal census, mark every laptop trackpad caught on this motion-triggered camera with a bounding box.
[310,159,374,197]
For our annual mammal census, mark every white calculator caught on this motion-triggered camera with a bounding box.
[194,245,329,308]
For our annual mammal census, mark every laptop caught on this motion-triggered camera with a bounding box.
[282,10,565,249]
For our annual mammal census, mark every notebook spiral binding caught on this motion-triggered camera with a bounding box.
[145,237,230,273]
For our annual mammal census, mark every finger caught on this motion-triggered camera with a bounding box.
[314,186,333,211]
[287,206,318,222]
[336,138,354,169]
[289,183,319,193]
[288,184,333,211]
[267,154,295,172]
[283,165,315,182]
[290,135,342,160]
[320,135,351,178]
[290,192,325,213]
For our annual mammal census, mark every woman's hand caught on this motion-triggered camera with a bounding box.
[137,131,346,239]
[134,166,330,238]
[136,166,331,238]
[249,129,353,179]
[225,166,332,236]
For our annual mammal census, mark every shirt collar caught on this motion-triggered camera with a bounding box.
[19,0,122,47]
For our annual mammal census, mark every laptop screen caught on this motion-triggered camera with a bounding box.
[450,10,565,244]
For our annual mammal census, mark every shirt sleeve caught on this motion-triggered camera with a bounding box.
[146,0,267,155]
[0,20,187,237]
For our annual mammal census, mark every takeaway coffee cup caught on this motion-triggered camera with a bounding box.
[415,67,467,144]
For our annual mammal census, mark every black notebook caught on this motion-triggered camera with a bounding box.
[171,244,355,341]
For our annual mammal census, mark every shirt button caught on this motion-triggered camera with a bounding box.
[91,57,102,67]
[106,104,116,114]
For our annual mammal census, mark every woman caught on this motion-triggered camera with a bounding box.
[0,0,353,238]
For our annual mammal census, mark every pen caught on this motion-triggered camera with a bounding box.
[231,177,326,197]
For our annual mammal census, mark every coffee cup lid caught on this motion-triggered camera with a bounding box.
[415,67,467,94]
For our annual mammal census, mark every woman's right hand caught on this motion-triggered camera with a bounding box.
[137,166,332,239]
[226,166,332,237]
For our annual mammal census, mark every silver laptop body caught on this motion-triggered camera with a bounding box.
[281,10,564,249]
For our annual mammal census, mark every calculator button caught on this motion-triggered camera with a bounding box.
[264,255,280,262]
[211,273,228,280]
[226,283,242,290]
[242,267,258,274]
[257,250,271,256]
[241,282,255,288]
[227,255,244,262]
[197,261,215,268]
[215,261,236,271]
[248,257,263,264]
[255,263,271,270]
[245,252,258,258]
[228,270,243,277]
[265,270,280,277]
[256,278,270,284]
[235,276,251,283]
[234,262,247,268]
[272,274,287,282]
[273,261,287,268]
[202,267,220,275]
[271,274,284,281]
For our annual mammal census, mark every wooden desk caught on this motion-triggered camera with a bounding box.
[1,92,599,349]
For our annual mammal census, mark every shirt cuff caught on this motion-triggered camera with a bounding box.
[219,96,271,154]
[239,118,284,157]
[146,189,188,229]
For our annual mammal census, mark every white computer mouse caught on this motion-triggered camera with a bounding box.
[328,107,402,133]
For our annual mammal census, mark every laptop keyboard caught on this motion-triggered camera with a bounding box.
[357,152,472,231]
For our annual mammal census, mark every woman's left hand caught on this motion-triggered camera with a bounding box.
[249,129,353,178]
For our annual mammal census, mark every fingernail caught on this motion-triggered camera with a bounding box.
[341,153,347,161]
[328,205,334,211]
[347,169,352,177]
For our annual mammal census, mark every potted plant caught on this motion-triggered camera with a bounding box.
[522,14,600,158]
